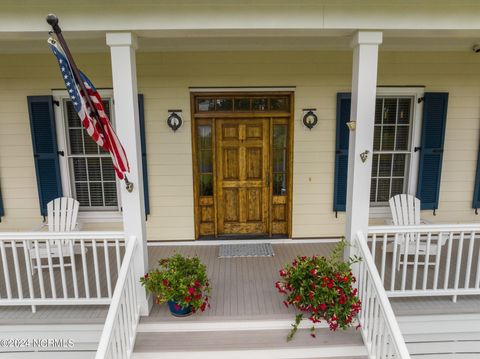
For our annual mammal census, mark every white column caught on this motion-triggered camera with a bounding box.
[106,32,150,315]
[345,31,383,255]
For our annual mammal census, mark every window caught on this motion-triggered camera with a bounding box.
[195,95,290,113]
[196,123,213,196]
[370,88,423,208]
[54,90,121,216]
[272,124,288,195]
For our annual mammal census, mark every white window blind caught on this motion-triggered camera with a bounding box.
[64,99,119,211]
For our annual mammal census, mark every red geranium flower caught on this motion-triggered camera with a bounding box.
[162,279,169,286]
[188,287,195,295]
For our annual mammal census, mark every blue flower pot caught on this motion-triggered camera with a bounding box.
[167,300,193,317]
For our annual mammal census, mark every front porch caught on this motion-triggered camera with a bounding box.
[0,234,478,358]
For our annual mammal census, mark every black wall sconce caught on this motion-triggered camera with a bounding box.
[302,109,318,130]
[167,110,183,132]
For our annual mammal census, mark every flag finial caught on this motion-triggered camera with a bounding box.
[46,14,60,33]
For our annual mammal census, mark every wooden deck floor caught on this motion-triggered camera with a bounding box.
[144,242,337,322]
[0,241,477,326]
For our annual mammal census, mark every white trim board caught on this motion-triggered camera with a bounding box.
[189,87,296,92]
[137,319,332,333]
[146,238,341,246]
[132,346,368,359]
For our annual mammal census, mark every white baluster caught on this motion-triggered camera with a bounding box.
[11,240,23,300]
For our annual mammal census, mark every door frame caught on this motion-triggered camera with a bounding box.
[191,91,294,239]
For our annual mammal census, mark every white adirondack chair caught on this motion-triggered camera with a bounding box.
[388,194,445,270]
[30,197,82,274]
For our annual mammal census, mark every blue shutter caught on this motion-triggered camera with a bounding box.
[27,96,63,217]
[473,149,480,212]
[138,94,150,217]
[416,93,449,211]
[333,93,351,212]
[0,186,4,222]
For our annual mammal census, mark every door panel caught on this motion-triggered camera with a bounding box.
[246,148,263,180]
[223,148,240,180]
[216,119,269,235]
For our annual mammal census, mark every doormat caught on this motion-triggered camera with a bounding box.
[219,243,275,258]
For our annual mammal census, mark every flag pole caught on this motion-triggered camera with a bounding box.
[46,14,134,193]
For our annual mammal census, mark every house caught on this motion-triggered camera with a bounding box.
[0,1,479,358]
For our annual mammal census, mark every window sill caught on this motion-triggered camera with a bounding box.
[78,211,123,223]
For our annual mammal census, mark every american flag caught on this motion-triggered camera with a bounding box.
[48,38,130,180]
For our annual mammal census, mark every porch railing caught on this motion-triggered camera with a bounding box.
[95,235,140,359]
[353,231,411,359]
[368,224,480,300]
[0,231,125,311]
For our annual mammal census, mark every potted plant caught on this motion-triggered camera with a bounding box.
[275,240,361,340]
[140,254,211,317]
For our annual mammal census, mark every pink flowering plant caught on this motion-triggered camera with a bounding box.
[275,240,361,341]
[140,254,211,313]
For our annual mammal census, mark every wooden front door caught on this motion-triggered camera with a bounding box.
[192,92,293,239]
[216,119,269,235]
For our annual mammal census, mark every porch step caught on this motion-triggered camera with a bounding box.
[398,314,480,358]
[133,322,367,358]
[0,323,102,358]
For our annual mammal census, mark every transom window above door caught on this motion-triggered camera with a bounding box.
[195,95,290,113]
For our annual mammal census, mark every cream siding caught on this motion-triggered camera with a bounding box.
[0,51,479,239]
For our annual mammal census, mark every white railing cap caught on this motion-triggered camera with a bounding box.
[0,231,126,241]
[369,223,480,234]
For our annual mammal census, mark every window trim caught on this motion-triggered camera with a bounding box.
[52,89,123,222]
[370,87,424,218]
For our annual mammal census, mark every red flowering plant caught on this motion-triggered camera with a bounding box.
[140,254,211,313]
[275,240,361,341]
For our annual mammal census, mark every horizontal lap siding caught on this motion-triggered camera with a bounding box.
[136,51,352,239]
[378,52,480,223]
[0,50,479,239]
[0,53,116,231]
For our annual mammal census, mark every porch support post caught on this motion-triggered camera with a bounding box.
[345,31,382,256]
[106,32,150,315]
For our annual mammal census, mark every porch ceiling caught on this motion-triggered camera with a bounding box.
[1,0,480,53]
[1,29,480,53]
